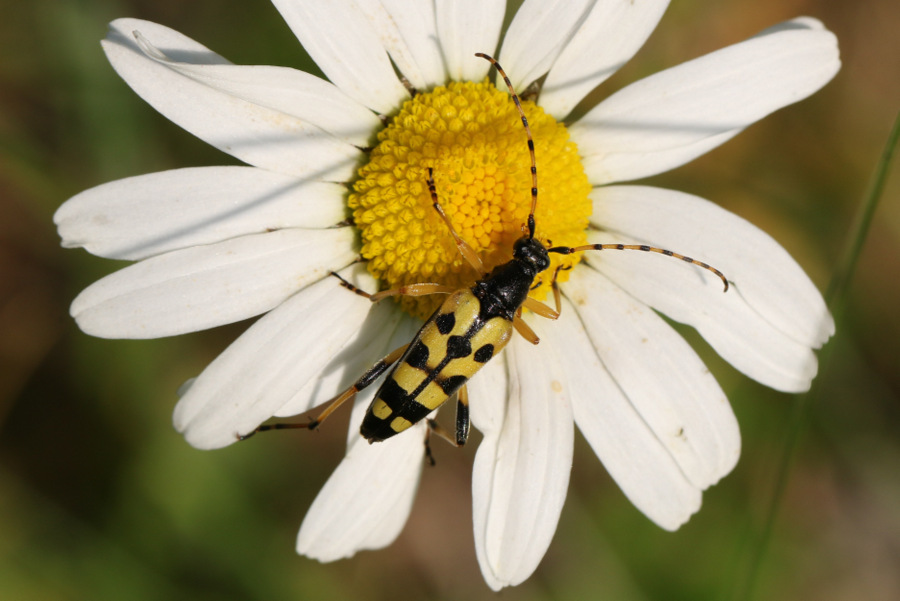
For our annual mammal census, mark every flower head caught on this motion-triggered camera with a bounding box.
[55,0,839,590]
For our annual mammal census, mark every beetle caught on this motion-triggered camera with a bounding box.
[240,52,728,448]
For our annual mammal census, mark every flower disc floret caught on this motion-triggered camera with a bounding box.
[349,80,592,318]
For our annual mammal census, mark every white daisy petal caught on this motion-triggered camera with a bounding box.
[498,0,595,91]
[71,227,356,339]
[570,17,840,183]
[355,0,447,89]
[55,167,348,261]
[297,415,426,562]
[297,316,426,560]
[540,0,671,119]
[103,19,362,180]
[565,267,740,489]
[173,265,382,449]
[120,28,381,148]
[580,129,743,185]
[273,310,410,420]
[587,185,832,391]
[467,345,509,434]
[270,0,409,114]
[546,298,702,530]
[436,0,506,82]
[472,320,573,590]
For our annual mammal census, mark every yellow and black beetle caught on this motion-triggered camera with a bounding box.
[240,53,728,448]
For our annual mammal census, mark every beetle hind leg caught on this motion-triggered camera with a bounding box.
[422,385,471,465]
[237,343,409,441]
[455,385,470,446]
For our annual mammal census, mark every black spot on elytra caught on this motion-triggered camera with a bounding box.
[439,375,468,395]
[405,341,429,369]
[446,335,471,359]
[378,378,409,409]
[435,312,455,335]
[473,344,494,363]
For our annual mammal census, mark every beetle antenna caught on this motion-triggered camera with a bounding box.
[547,243,730,292]
[475,52,538,240]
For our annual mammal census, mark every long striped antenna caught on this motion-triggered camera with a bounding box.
[548,243,729,291]
[476,52,538,240]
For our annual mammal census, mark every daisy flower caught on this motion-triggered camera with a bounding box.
[55,0,840,591]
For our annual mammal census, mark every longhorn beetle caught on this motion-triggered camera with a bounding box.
[239,53,728,448]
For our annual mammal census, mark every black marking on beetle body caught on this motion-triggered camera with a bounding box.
[435,312,455,335]
[363,374,435,442]
[357,359,391,389]
[446,335,471,359]
[438,375,468,395]
[361,415,396,442]
[399,398,433,424]
[473,343,494,363]
[379,377,408,408]
[405,341,430,370]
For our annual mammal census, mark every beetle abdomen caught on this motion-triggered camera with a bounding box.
[361,290,513,442]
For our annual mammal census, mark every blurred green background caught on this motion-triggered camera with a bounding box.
[2,0,898,600]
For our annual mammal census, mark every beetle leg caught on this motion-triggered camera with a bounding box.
[422,384,471,463]
[331,272,455,302]
[369,283,457,302]
[513,315,540,345]
[455,385,470,446]
[427,169,487,276]
[522,296,559,320]
[237,343,409,441]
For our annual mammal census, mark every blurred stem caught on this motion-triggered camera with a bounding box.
[825,112,900,310]
[733,110,900,601]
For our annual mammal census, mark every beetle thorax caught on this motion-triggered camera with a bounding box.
[472,239,548,320]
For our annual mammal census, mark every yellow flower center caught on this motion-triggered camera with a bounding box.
[348,80,592,319]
